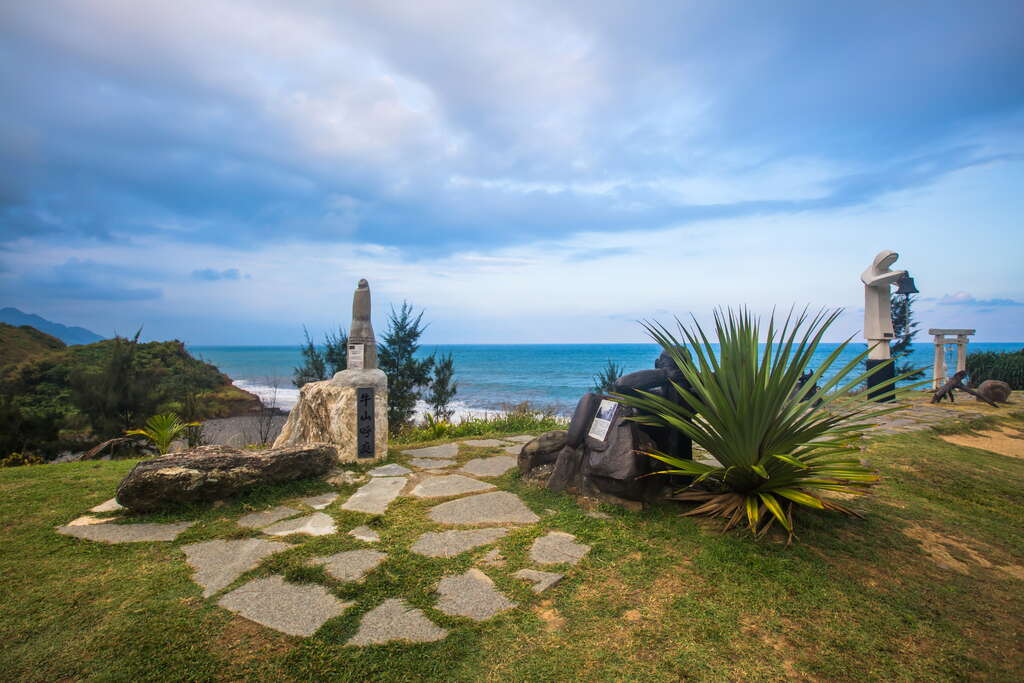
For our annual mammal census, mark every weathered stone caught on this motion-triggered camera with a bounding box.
[502,445,522,455]
[401,443,459,459]
[262,512,336,537]
[89,498,123,513]
[513,568,563,594]
[461,439,511,448]
[505,435,536,443]
[114,444,338,512]
[518,430,567,474]
[311,549,387,582]
[218,575,351,637]
[478,548,506,567]
[369,463,411,477]
[183,538,289,597]
[325,469,368,487]
[435,568,516,621]
[57,521,194,543]
[237,506,301,529]
[584,509,611,519]
[347,599,448,646]
[410,528,508,558]
[566,394,602,447]
[299,492,338,510]
[529,531,591,565]
[409,475,495,498]
[341,477,406,514]
[428,491,539,525]
[976,379,1012,403]
[408,457,456,469]
[348,525,380,543]
[66,515,111,526]
[461,455,516,478]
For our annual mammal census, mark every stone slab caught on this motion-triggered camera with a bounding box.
[502,445,523,455]
[349,525,380,543]
[410,528,509,558]
[461,439,511,448]
[369,463,411,477]
[341,476,407,514]
[262,512,336,537]
[218,575,352,637]
[311,549,387,582]
[326,470,368,487]
[436,568,516,621]
[478,548,506,567]
[460,455,516,478]
[89,498,124,513]
[408,458,456,470]
[409,475,495,499]
[505,435,535,443]
[67,515,111,527]
[299,493,338,510]
[428,491,540,525]
[347,598,448,646]
[183,538,289,597]
[237,506,302,529]
[401,443,459,459]
[529,531,591,565]
[513,568,564,594]
[57,521,194,543]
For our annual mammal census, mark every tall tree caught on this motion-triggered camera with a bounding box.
[323,327,348,376]
[427,352,458,422]
[378,302,434,431]
[293,326,327,388]
[891,292,924,379]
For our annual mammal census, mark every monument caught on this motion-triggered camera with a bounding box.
[273,279,388,461]
[928,328,975,391]
[860,250,917,401]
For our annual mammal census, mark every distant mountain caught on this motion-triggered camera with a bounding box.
[0,307,105,345]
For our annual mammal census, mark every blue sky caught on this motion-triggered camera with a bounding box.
[1,1,1022,344]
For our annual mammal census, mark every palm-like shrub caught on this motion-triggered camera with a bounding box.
[614,307,922,538]
[126,413,199,455]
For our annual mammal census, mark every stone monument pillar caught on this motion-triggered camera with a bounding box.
[860,250,907,401]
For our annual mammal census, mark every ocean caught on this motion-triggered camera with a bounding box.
[189,342,1022,418]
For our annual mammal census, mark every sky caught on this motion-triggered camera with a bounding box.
[1,0,1022,345]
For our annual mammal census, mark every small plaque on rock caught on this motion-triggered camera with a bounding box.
[348,343,365,370]
[357,387,375,458]
[587,399,617,441]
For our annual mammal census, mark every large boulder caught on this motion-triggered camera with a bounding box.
[975,379,1012,404]
[518,430,567,474]
[115,444,338,512]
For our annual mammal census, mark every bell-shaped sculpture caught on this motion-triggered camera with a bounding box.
[896,273,919,295]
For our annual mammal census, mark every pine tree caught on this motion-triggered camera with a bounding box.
[427,352,458,421]
[323,327,349,376]
[293,326,327,388]
[378,302,434,431]
[891,292,924,380]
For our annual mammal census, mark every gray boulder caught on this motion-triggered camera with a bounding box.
[975,379,1012,404]
[517,430,567,474]
[115,444,338,512]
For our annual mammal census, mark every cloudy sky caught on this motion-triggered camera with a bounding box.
[1,1,1022,344]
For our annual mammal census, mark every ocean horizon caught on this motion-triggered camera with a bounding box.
[189,342,1023,418]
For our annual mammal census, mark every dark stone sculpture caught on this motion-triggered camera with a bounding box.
[975,379,1012,404]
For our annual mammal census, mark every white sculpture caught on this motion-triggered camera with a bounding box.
[860,250,907,361]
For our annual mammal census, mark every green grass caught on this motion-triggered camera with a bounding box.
[1,418,1023,682]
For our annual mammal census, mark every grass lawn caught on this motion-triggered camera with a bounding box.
[1,418,1022,682]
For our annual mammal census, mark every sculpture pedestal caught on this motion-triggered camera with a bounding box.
[865,359,895,402]
[273,369,388,462]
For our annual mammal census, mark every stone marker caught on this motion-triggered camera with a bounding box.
[513,568,564,594]
[408,457,456,470]
[237,506,301,529]
[218,575,352,637]
[66,515,111,527]
[299,492,338,510]
[183,538,289,597]
[436,568,516,621]
[410,528,509,558]
[262,512,336,537]
[341,476,407,514]
[348,525,380,543]
[89,498,124,513]
[401,443,459,459]
[57,521,195,544]
[428,491,539,525]
[505,435,536,443]
[311,549,387,582]
[347,598,448,646]
[529,531,591,565]
[369,463,411,477]
[460,455,516,478]
[409,474,495,498]
[461,439,511,448]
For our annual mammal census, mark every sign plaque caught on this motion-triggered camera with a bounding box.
[348,343,365,370]
[587,399,618,441]
[356,387,375,458]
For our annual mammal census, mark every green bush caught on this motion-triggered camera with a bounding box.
[966,349,1024,389]
[0,452,43,467]
[393,402,565,445]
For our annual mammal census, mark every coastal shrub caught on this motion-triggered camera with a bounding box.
[0,452,43,467]
[591,360,624,393]
[614,307,926,539]
[378,302,435,432]
[427,352,458,421]
[293,327,348,388]
[394,401,565,444]
[125,413,199,454]
[966,349,1024,390]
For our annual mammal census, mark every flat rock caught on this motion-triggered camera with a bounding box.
[347,598,448,646]
[57,521,194,543]
[341,477,407,514]
[428,491,539,525]
[410,528,509,558]
[502,445,522,455]
[401,443,459,459]
[299,492,338,510]
[461,455,516,478]
[218,575,352,637]
[478,548,506,567]
[409,475,495,498]
[408,458,456,470]
[89,498,124,513]
[237,506,302,529]
[529,531,591,565]
[505,435,536,443]
[311,549,387,582]
[183,538,289,597]
[584,509,611,519]
[348,525,380,542]
[436,568,516,621]
[461,439,511,448]
[326,470,368,487]
[262,512,336,537]
[513,568,564,594]
[369,463,411,477]
[67,515,111,527]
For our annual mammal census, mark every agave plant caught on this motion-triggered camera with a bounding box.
[613,307,925,538]
[125,413,200,455]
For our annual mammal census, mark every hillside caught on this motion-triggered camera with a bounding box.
[0,323,66,367]
[0,307,104,345]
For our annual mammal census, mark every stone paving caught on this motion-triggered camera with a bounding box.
[428,491,540,525]
[300,492,339,510]
[347,599,448,645]
[460,455,516,477]
[237,505,301,529]
[183,538,289,597]
[401,443,459,459]
[410,528,508,558]
[529,531,591,565]
[341,476,407,514]
[57,521,195,543]
[90,498,124,513]
[311,549,387,582]
[369,463,411,477]
[218,575,352,637]
[513,568,564,594]
[409,474,495,498]
[460,439,512,448]
[408,457,456,470]
[348,525,380,542]
[262,512,337,537]
[436,568,516,621]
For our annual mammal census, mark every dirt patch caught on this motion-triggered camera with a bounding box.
[533,600,565,632]
[939,427,1024,459]
[212,615,294,669]
[902,525,993,574]
[740,616,815,681]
